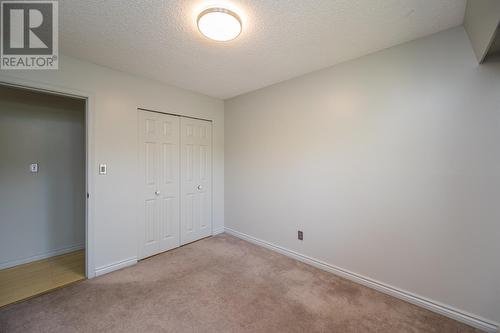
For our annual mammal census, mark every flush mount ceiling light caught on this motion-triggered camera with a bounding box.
[197,8,242,42]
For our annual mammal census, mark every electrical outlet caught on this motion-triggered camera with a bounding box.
[298,230,303,240]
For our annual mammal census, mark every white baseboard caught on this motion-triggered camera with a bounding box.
[212,227,225,235]
[224,227,498,333]
[95,257,137,277]
[0,244,85,270]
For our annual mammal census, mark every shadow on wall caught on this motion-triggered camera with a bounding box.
[483,23,500,62]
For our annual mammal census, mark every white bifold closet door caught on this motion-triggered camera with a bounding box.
[180,117,212,245]
[139,110,212,260]
[139,111,180,259]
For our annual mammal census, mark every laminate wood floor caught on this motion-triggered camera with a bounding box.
[0,250,85,307]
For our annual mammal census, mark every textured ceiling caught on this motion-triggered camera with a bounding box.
[60,0,466,99]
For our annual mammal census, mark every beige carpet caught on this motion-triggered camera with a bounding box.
[0,234,482,333]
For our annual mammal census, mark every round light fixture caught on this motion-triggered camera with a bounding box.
[197,8,242,42]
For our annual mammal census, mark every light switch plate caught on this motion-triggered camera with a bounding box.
[99,164,107,175]
[30,163,39,173]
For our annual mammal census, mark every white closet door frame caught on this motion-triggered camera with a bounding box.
[137,108,213,259]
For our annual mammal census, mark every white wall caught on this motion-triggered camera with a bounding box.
[225,27,500,326]
[0,55,224,276]
[0,86,85,268]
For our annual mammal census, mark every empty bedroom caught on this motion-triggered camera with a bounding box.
[0,0,499,332]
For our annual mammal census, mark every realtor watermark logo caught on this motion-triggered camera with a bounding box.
[1,0,58,69]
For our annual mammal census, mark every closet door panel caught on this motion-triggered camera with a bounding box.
[139,110,180,259]
[180,118,212,245]
[139,111,160,259]
[197,121,212,238]
[158,116,180,252]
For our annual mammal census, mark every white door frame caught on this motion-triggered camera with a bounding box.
[0,75,96,278]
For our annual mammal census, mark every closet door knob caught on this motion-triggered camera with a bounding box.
[155,191,160,196]
[197,185,203,190]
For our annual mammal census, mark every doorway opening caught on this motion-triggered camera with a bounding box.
[0,84,87,307]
